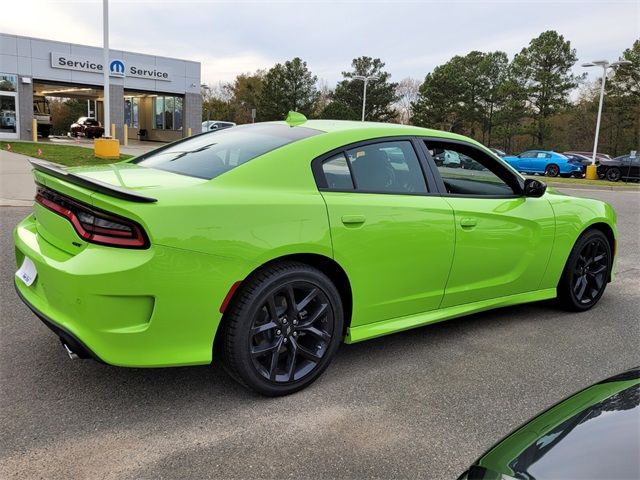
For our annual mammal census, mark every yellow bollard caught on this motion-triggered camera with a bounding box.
[187,127,192,137]
[32,118,38,142]
[111,123,117,140]
[123,124,128,147]
[94,138,120,159]
[585,164,598,180]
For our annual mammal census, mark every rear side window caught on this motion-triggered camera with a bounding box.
[319,140,428,195]
[133,124,321,179]
[322,153,354,190]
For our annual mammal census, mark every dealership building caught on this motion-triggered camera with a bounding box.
[0,33,202,143]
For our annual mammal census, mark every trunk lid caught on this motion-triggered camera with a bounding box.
[31,161,207,254]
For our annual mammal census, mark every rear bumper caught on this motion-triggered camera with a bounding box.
[13,214,232,367]
[14,283,100,361]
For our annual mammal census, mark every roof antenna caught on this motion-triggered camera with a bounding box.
[285,111,307,127]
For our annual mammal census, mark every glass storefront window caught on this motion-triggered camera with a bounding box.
[164,96,174,131]
[0,74,17,92]
[174,97,183,130]
[0,95,17,134]
[154,96,164,129]
[124,97,139,128]
[153,95,183,130]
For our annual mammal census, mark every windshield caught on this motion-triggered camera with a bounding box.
[133,124,322,179]
[33,99,50,115]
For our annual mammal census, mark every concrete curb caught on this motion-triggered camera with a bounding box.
[0,199,33,207]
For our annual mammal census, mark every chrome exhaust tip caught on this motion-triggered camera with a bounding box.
[62,342,80,360]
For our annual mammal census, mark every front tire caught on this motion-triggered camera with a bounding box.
[557,229,611,311]
[605,167,621,182]
[221,262,343,396]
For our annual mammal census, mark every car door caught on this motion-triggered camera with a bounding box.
[515,151,534,172]
[314,138,456,328]
[421,139,556,308]
[529,151,550,173]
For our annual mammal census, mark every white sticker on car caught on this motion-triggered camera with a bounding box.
[16,257,37,287]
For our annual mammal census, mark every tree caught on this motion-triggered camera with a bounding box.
[201,82,233,122]
[411,51,513,142]
[49,98,86,135]
[226,71,264,123]
[511,30,580,147]
[331,57,398,122]
[319,100,357,120]
[394,78,421,124]
[258,58,319,120]
[608,39,640,100]
[411,58,467,131]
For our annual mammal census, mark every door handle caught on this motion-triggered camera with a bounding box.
[341,214,366,225]
[460,217,477,228]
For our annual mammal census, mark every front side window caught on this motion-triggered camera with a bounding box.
[133,123,322,179]
[426,141,519,196]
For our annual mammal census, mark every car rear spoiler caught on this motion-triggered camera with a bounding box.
[29,159,157,203]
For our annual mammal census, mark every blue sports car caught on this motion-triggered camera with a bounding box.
[504,150,583,177]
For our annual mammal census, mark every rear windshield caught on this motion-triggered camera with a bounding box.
[132,124,322,179]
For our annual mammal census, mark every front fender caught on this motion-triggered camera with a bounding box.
[540,192,617,289]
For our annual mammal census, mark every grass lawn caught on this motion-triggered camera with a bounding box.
[1,141,132,167]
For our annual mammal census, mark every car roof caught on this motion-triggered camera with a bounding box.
[266,119,477,143]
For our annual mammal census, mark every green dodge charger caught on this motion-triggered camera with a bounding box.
[14,115,617,395]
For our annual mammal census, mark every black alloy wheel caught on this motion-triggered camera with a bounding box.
[221,262,343,396]
[249,282,334,383]
[558,230,611,311]
[605,167,621,182]
[545,164,560,177]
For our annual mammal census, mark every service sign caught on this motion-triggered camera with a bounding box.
[50,53,172,81]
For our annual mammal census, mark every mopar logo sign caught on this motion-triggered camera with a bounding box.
[109,59,125,77]
[50,53,172,81]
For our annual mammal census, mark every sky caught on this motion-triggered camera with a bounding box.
[2,0,639,88]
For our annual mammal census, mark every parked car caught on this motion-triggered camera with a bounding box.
[597,153,640,182]
[562,151,592,167]
[15,116,617,396]
[504,150,583,177]
[0,110,16,129]
[489,147,507,157]
[459,367,639,480]
[432,149,461,167]
[69,117,104,139]
[202,120,236,133]
[565,150,611,164]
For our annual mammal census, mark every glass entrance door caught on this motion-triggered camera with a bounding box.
[0,74,18,139]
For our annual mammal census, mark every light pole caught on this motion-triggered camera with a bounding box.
[102,0,110,138]
[581,59,631,179]
[353,75,379,121]
[201,84,210,125]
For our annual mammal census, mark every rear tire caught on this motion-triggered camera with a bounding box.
[221,261,343,396]
[545,164,560,177]
[557,229,611,311]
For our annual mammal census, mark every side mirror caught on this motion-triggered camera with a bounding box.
[524,178,547,198]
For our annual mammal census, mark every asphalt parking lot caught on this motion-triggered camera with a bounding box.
[1,187,638,480]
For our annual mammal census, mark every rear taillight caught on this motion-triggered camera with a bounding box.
[35,185,149,248]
